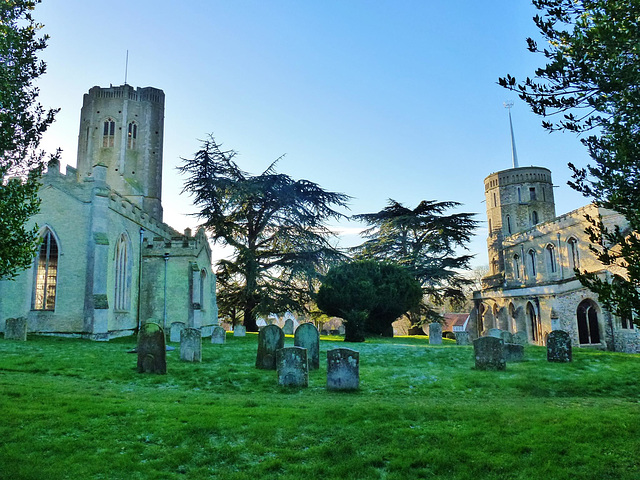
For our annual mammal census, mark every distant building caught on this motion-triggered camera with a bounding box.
[470,165,639,353]
[0,84,218,340]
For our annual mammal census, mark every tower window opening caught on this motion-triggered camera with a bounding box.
[513,254,520,279]
[127,122,137,149]
[102,118,115,148]
[546,244,557,273]
[506,215,512,234]
[532,210,539,225]
[517,187,522,202]
[529,187,536,201]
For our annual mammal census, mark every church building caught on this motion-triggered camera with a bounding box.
[0,84,218,340]
[471,163,640,353]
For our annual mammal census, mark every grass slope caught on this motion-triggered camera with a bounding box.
[0,333,639,479]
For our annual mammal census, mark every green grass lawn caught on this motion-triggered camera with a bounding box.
[1,333,639,479]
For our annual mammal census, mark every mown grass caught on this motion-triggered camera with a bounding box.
[1,333,639,479]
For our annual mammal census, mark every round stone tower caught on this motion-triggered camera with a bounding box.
[76,84,165,221]
[484,166,556,275]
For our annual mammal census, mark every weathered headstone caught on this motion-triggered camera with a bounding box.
[4,317,27,341]
[455,331,472,345]
[327,348,359,391]
[294,323,320,370]
[233,325,246,337]
[277,346,308,387]
[137,322,166,374]
[283,318,294,335]
[211,326,226,344]
[547,330,572,362]
[180,327,202,362]
[169,321,186,343]
[500,331,514,344]
[255,324,285,369]
[338,324,346,335]
[428,323,443,345]
[504,343,524,362]
[512,331,528,345]
[487,328,503,338]
[473,336,506,371]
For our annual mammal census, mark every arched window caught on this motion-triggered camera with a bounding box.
[532,210,539,225]
[546,244,557,273]
[513,254,521,279]
[506,215,512,234]
[493,192,497,207]
[527,302,539,342]
[114,234,131,311]
[103,118,115,148]
[528,249,537,278]
[577,300,601,344]
[568,237,580,270]
[33,228,59,310]
[127,121,137,149]
[199,269,207,308]
[529,187,537,201]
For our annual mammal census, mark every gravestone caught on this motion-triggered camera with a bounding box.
[255,324,285,369]
[338,324,346,335]
[428,323,442,345]
[487,328,503,338]
[294,323,320,370]
[455,331,472,345]
[233,325,246,337]
[211,326,226,344]
[473,336,506,371]
[169,322,186,343]
[512,331,528,345]
[327,348,359,391]
[500,331,514,344]
[276,346,308,387]
[283,318,294,335]
[547,330,572,362]
[180,327,202,362]
[137,322,166,374]
[504,343,524,362]
[4,317,27,341]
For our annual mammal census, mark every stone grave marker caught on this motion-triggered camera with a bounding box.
[512,331,528,345]
[504,343,524,362]
[338,324,346,335]
[180,327,202,362]
[255,324,285,370]
[500,331,514,344]
[137,322,167,374]
[233,325,246,337]
[294,323,320,370]
[4,317,27,341]
[327,348,359,391]
[473,336,506,371]
[455,331,472,345]
[276,346,308,387]
[547,330,572,362]
[169,321,186,343]
[487,328,503,338]
[283,318,294,335]
[211,326,226,344]
[428,323,442,345]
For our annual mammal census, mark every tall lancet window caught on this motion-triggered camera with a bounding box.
[127,122,137,149]
[33,228,59,310]
[103,118,115,147]
[114,234,131,311]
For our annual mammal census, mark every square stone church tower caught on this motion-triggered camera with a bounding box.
[0,84,218,340]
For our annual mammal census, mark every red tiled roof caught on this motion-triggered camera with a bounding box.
[442,313,468,331]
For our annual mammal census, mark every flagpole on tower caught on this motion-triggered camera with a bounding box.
[124,50,129,85]
[504,101,519,169]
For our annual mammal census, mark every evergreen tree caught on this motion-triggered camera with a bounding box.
[179,136,349,332]
[499,0,640,325]
[0,0,58,280]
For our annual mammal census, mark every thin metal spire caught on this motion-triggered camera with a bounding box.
[504,101,519,168]
[124,50,129,85]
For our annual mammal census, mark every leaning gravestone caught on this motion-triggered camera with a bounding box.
[233,325,246,337]
[169,322,186,343]
[487,328,503,338]
[180,327,202,362]
[500,331,514,344]
[455,331,472,346]
[211,326,226,344]
[294,323,320,370]
[256,324,285,370]
[512,331,528,345]
[428,323,443,345]
[4,317,27,341]
[137,322,166,374]
[504,343,524,362]
[547,330,572,362]
[277,346,308,387]
[327,348,359,391]
[283,319,294,335]
[473,336,506,371]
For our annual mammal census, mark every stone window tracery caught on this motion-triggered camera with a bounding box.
[546,244,557,273]
[127,121,137,149]
[567,237,580,271]
[33,228,58,310]
[513,254,521,279]
[528,249,537,278]
[103,118,115,148]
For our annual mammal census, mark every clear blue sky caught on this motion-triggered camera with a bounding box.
[34,0,592,267]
